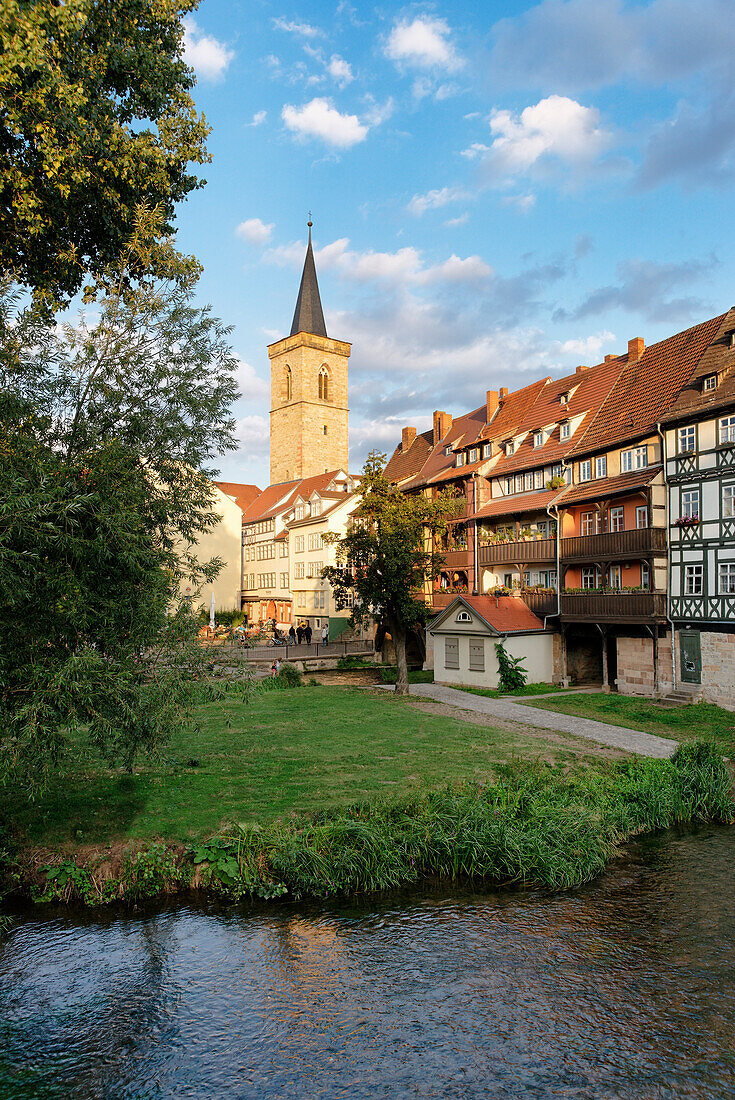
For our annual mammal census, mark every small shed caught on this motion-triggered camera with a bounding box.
[428,594,554,689]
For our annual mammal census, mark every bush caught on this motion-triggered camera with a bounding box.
[495,642,527,691]
[260,663,303,691]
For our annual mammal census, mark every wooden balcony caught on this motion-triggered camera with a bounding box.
[521,590,558,618]
[430,590,466,612]
[435,547,470,570]
[560,590,667,622]
[478,537,556,566]
[561,526,667,564]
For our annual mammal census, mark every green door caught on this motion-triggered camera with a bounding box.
[680,630,701,684]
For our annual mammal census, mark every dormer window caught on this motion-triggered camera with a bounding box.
[444,445,453,457]
[468,448,478,463]
[560,393,568,405]
[560,421,571,440]
[482,443,491,458]
[505,441,515,456]
[455,453,466,467]
[703,374,717,392]
[533,431,543,448]
[295,505,305,520]
[311,499,322,516]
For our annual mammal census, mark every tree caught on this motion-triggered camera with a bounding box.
[0,214,240,791]
[0,0,210,306]
[323,452,461,695]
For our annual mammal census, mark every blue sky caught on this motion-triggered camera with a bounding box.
[175,0,735,488]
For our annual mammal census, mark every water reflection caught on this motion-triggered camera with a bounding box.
[1,827,734,1098]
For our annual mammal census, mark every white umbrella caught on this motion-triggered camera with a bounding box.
[210,592,216,631]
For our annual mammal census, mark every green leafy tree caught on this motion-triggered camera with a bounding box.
[0,0,210,306]
[323,451,460,696]
[0,215,240,792]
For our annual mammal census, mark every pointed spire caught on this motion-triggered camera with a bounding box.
[290,218,327,338]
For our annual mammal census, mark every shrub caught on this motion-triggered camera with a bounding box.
[495,642,527,691]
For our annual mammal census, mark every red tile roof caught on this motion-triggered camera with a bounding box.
[660,308,735,423]
[384,429,434,483]
[213,481,262,513]
[557,466,661,506]
[240,471,346,523]
[569,313,728,456]
[431,594,545,634]
[474,488,566,520]
[402,406,488,491]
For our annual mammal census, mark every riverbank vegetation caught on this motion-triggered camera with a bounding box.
[1,688,732,910]
[525,693,735,756]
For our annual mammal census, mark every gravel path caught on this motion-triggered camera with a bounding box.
[404,684,678,759]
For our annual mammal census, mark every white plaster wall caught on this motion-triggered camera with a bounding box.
[187,484,243,612]
[432,631,554,689]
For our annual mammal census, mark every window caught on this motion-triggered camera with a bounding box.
[280,542,288,558]
[469,639,485,672]
[318,366,329,401]
[621,446,648,472]
[581,511,594,536]
[295,535,304,553]
[595,511,608,534]
[444,445,453,457]
[720,563,735,594]
[720,416,735,444]
[504,477,513,495]
[681,488,699,519]
[580,460,592,482]
[723,485,735,519]
[505,441,515,456]
[536,521,547,538]
[515,474,524,493]
[296,591,306,609]
[685,564,703,595]
[344,590,354,609]
[581,567,600,589]
[455,453,466,467]
[295,562,304,579]
[595,455,607,478]
[280,573,289,589]
[533,431,543,448]
[636,505,649,529]
[445,636,459,669]
[678,426,696,453]
[313,590,325,609]
[311,500,322,516]
[323,425,328,435]
[641,562,650,589]
[482,444,491,459]
[552,464,563,479]
[608,565,622,588]
[560,421,571,440]
[524,471,533,491]
[456,610,472,623]
[534,470,544,490]
[469,448,478,463]
[285,365,292,401]
[609,506,625,532]
[295,505,305,520]
[560,393,568,405]
[703,374,717,392]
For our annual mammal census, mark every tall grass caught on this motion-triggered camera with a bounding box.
[26,741,733,906]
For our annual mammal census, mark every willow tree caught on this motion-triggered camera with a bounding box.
[323,452,460,695]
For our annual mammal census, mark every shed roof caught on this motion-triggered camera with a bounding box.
[429,594,545,634]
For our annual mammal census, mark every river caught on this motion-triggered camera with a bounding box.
[1,826,734,1099]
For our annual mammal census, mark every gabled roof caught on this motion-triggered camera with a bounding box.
[569,313,728,456]
[384,428,434,483]
[241,470,346,524]
[429,594,545,635]
[286,493,356,528]
[290,224,327,338]
[402,406,488,491]
[659,307,735,424]
[213,481,262,513]
[480,377,550,442]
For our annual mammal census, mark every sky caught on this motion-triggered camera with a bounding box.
[175,0,735,488]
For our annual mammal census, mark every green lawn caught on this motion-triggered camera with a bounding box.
[6,686,604,850]
[454,682,575,700]
[525,692,735,755]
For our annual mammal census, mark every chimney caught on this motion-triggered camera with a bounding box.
[486,389,499,422]
[401,426,416,451]
[576,364,589,374]
[433,410,452,445]
[628,337,645,362]
[499,386,508,401]
[604,354,616,363]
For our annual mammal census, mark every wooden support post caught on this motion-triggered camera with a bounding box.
[596,624,609,690]
[653,626,660,696]
[561,625,569,686]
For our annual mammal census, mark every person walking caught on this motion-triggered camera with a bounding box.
[288,625,296,646]
[305,623,312,645]
[297,624,303,645]
[321,623,329,646]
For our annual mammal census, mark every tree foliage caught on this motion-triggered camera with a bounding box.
[0,0,210,306]
[0,215,240,792]
[323,451,461,695]
[494,643,528,692]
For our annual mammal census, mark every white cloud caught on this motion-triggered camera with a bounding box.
[363,96,394,127]
[385,16,463,71]
[407,186,470,216]
[327,55,354,87]
[236,218,275,246]
[249,110,267,127]
[468,95,612,180]
[444,213,469,227]
[556,331,616,358]
[182,17,234,81]
[234,415,270,458]
[281,98,368,148]
[502,193,537,212]
[414,255,492,285]
[235,360,269,402]
[272,16,323,38]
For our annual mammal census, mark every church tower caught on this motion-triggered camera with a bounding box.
[268,222,350,484]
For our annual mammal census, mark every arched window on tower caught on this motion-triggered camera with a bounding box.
[318,365,330,401]
[284,365,292,401]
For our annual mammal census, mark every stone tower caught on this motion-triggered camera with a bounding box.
[268,222,350,484]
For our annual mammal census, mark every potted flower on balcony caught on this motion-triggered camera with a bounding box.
[520,527,533,540]
[546,475,566,490]
[674,514,699,528]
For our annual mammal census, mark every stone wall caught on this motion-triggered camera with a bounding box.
[616,632,674,697]
[699,630,735,707]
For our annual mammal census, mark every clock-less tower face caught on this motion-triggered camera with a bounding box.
[267,224,350,484]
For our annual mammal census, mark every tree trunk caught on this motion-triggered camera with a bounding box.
[391,620,409,696]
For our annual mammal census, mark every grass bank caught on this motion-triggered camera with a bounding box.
[1,687,732,909]
[525,693,735,757]
[455,683,577,700]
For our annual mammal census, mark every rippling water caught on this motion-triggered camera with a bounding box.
[1,827,734,1099]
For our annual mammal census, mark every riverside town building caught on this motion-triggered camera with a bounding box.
[385,307,735,708]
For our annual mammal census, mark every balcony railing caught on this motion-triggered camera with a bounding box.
[478,537,556,566]
[434,547,470,569]
[521,590,558,618]
[561,526,666,564]
[560,590,666,621]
